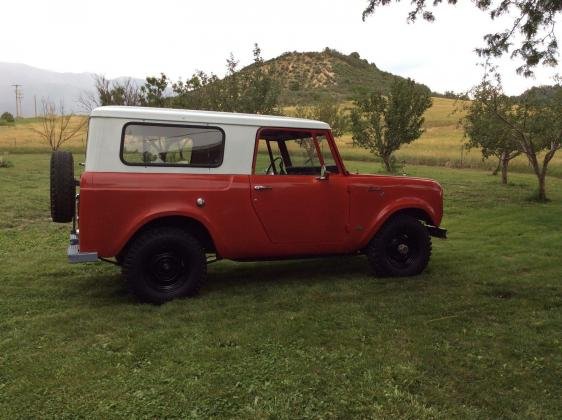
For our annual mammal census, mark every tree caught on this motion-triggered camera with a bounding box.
[293,99,349,137]
[471,78,561,200]
[94,75,145,106]
[31,100,87,150]
[236,44,281,114]
[521,86,562,200]
[82,45,280,114]
[462,81,521,184]
[362,0,562,76]
[171,71,223,110]
[1,112,15,123]
[350,78,432,172]
[442,90,469,100]
[141,73,169,107]
[79,75,146,112]
[170,44,280,114]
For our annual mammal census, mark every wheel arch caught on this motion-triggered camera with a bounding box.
[359,202,436,249]
[388,207,434,225]
[117,214,217,261]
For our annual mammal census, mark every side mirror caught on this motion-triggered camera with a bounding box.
[317,164,330,181]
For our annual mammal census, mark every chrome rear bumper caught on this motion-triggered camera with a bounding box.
[68,232,98,263]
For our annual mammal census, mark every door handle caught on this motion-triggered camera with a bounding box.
[254,185,272,191]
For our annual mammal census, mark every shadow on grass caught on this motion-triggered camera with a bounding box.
[67,254,433,305]
[61,272,134,305]
[205,255,373,291]
[67,255,372,302]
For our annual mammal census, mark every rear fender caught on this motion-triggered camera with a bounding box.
[111,206,220,257]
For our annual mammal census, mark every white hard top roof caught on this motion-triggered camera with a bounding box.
[90,106,331,130]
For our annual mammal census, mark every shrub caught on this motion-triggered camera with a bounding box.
[1,112,15,123]
[0,155,13,168]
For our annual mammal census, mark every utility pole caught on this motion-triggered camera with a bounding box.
[34,95,37,118]
[11,84,23,118]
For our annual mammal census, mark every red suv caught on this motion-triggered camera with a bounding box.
[50,106,446,303]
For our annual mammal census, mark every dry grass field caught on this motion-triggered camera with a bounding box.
[1,98,561,176]
[0,116,88,153]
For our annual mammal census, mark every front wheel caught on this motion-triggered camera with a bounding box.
[122,227,206,303]
[366,215,431,277]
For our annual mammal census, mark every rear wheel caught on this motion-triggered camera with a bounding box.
[366,215,431,277]
[50,151,76,223]
[122,227,206,303]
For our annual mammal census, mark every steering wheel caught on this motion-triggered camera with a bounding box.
[266,156,285,175]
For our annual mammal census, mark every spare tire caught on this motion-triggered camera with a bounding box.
[50,151,76,223]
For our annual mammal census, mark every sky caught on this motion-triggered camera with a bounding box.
[1,0,560,95]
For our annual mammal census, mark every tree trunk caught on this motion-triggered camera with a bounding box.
[382,155,392,172]
[500,153,508,184]
[538,173,547,201]
[528,153,549,201]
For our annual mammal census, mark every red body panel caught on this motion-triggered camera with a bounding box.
[345,174,443,249]
[79,171,443,260]
[79,173,265,259]
[78,127,443,260]
[250,174,348,248]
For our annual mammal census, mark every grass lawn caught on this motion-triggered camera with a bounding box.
[1,154,561,418]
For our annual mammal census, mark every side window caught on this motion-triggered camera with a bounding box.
[255,139,281,174]
[254,129,340,176]
[255,129,323,176]
[122,123,224,167]
[316,134,339,174]
[284,136,321,170]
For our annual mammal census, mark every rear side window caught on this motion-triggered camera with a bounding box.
[121,123,224,167]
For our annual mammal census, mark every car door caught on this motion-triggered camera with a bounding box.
[250,128,348,246]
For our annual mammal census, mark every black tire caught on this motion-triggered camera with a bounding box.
[50,151,76,223]
[366,214,431,277]
[122,227,206,303]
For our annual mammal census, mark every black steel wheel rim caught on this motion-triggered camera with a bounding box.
[385,232,419,269]
[146,251,188,292]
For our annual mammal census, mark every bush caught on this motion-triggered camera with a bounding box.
[1,112,15,123]
[0,155,13,168]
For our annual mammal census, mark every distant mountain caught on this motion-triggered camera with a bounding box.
[254,49,432,104]
[0,63,143,116]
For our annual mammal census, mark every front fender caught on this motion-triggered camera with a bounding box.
[358,198,438,249]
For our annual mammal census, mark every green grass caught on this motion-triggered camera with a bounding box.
[1,155,561,418]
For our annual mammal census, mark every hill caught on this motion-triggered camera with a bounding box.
[255,49,431,105]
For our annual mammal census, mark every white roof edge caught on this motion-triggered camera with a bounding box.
[90,106,331,130]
